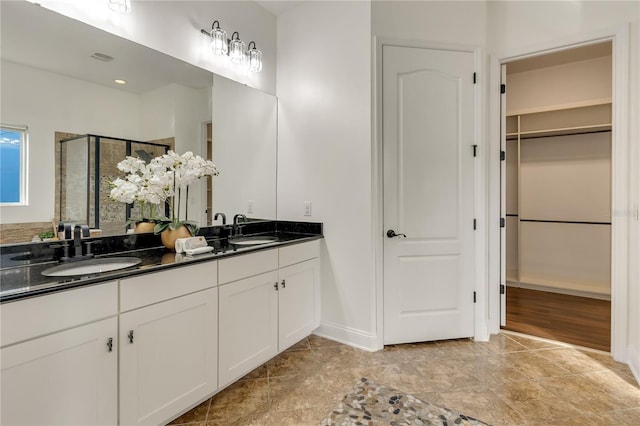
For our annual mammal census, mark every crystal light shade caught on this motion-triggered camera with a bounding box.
[210,21,228,56]
[247,42,262,73]
[108,0,131,13]
[229,32,245,64]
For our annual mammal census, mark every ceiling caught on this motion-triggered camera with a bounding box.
[507,42,612,74]
[0,1,212,94]
[254,1,306,16]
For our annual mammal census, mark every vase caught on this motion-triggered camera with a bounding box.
[134,221,156,234]
[161,225,192,250]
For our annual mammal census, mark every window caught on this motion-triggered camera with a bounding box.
[0,125,28,205]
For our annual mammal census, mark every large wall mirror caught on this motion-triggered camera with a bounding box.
[0,1,277,240]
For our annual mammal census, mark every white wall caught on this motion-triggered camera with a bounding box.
[373,0,487,45]
[0,60,141,224]
[486,0,639,374]
[276,1,374,348]
[32,0,277,95]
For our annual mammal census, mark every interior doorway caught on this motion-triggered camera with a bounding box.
[500,42,613,351]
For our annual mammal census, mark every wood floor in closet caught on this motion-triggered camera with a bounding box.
[503,287,611,352]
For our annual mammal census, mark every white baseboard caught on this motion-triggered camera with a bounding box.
[314,321,380,352]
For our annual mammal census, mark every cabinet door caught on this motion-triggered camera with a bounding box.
[278,258,320,351]
[218,271,278,387]
[120,287,218,426]
[1,317,117,426]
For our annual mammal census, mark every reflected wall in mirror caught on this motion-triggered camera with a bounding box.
[211,75,277,223]
[0,1,278,243]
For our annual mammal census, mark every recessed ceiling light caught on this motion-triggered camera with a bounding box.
[114,79,127,85]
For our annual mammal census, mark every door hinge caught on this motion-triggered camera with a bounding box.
[500,150,506,161]
[473,218,477,230]
[473,72,477,84]
[473,291,477,303]
[472,144,478,157]
[500,284,505,295]
[500,218,505,228]
[500,84,506,94]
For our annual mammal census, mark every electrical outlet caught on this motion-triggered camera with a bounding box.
[304,202,312,216]
[247,200,254,214]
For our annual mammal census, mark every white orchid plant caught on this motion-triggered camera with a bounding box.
[110,151,219,236]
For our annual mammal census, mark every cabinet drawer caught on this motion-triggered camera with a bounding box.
[218,249,278,284]
[279,240,320,268]
[0,281,118,347]
[120,261,217,312]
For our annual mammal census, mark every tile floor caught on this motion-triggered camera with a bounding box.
[167,333,640,425]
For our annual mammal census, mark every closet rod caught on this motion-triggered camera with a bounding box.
[520,219,611,225]
[519,129,611,140]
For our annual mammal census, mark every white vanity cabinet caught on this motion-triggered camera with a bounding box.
[0,283,119,426]
[218,240,320,387]
[119,262,218,426]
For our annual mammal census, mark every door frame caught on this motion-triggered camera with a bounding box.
[373,38,487,350]
[488,25,631,362]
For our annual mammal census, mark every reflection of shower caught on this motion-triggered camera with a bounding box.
[135,149,153,163]
[59,134,170,235]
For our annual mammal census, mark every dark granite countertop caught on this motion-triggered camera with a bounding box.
[0,220,322,303]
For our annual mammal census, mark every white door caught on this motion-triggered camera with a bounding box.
[383,45,476,345]
[1,317,118,426]
[119,288,218,426]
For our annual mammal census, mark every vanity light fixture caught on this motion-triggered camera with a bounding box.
[200,21,262,73]
[107,0,132,14]
[247,41,262,73]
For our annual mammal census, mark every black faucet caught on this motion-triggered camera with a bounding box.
[51,224,93,261]
[232,214,247,237]
[214,212,227,225]
[73,225,90,257]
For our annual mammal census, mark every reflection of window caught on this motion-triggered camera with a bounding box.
[0,125,28,205]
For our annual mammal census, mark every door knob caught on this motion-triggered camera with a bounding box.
[386,230,407,238]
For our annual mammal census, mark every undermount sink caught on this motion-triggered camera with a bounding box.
[228,236,279,246]
[41,257,141,277]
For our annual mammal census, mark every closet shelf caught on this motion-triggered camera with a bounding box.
[507,123,611,140]
[519,123,611,139]
[519,219,611,226]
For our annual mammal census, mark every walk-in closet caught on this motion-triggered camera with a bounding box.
[502,42,613,351]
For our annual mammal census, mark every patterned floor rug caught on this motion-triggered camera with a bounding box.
[319,378,490,425]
